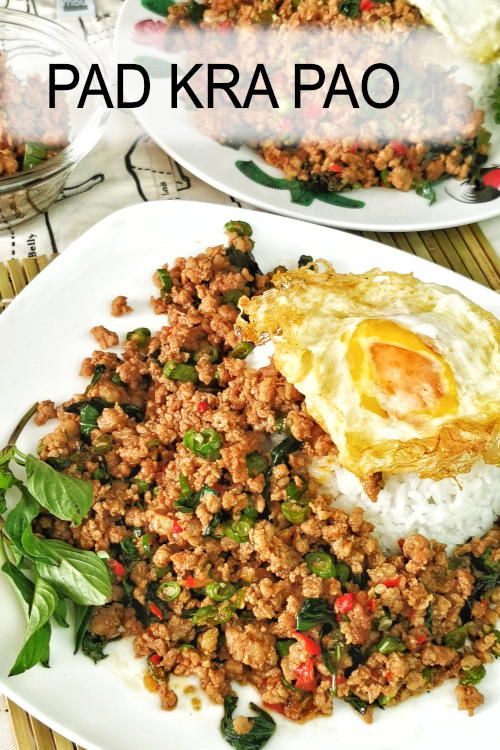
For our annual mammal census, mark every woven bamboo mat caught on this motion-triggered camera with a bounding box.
[0,222,498,750]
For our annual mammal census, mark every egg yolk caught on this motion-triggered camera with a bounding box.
[347,320,458,419]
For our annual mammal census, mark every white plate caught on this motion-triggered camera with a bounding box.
[0,201,498,750]
[113,0,500,232]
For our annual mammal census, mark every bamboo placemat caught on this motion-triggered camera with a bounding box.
[0,223,498,750]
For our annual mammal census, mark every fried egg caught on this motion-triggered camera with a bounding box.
[239,264,500,481]
[411,0,500,64]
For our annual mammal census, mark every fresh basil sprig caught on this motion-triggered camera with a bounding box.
[0,443,112,676]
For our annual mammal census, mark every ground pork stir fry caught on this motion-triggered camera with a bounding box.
[34,223,499,734]
[164,0,491,199]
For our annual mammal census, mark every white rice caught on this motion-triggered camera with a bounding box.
[309,457,500,553]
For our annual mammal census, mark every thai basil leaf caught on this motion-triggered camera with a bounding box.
[226,247,262,277]
[9,623,51,676]
[25,454,93,524]
[20,525,56,565]
[120,404,146,421]
[344,694,370,716]
[296,597,335,632]
[1,560,34,606]
[4,489,40,555]
[53,597,69,628]
[26,574,58,640]
[74,603,93,654]
[35,539,111,606]
[87,364,106,390]
[221,695,276,750]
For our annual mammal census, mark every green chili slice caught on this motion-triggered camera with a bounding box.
[157,268,173,292]
[229,342,254,359]
[375,636,407,655]
[141,533,154,556]
[224,220,253,237]
[93,434,113,455]
[224,517,255,544]
[194,343,219,364]
[163,361,198,383]
[222,289,246,306]
[443,625,468,649]
[305,551,336,579]
[191,603,233,626]
[459,664,486,686]
[281,501,309,525]
[245,452,269,477]
[205,581,236,602]
[183,428,222,460]
[126,327,151,349]
[158,580,181,602]
[23,141,47,171]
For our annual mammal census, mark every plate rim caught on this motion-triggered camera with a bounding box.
[113,0,500,233]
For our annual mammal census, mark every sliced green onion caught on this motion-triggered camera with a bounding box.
[163,361,198,383]
[126,327,151,349]
[224,220,253,237]
[305,551,336,579]
[183,428,222,460]
[205,581,236,602]
[286,482,304,502]
[245,452,269,477]
[158,580,181,601]
[229,342,254,359]
[377,616,393,632]
[459,664,486,686]
[281,501,309,525]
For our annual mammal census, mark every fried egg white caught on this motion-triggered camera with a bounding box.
[239,264,500,481]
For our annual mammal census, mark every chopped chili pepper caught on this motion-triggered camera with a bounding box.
[385,671,393,681]
[263,702,285,714]
[294,659,317,691]
[389,141,407,157]
[415,634,427,645]
[360,0,374,10]
[184,575,206,588]
[219,19,232,31]
[367,598,377,613]
[335,674,346,685]
[335,593,355,615]
[149,602,163,620]
[328,164,343,173]
[293,630,321,656]
[172,519,184,534]
[197,401,209,413]
[383,577,400,588]
[149,653,162,666]
[109,559,126,578]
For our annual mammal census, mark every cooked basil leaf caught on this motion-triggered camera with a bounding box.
[296,597,335,632]
[79,404,100,439]
[271,436,303,467]
[221,695,276,750]
[25,454,93,524]
[81,631,108,663]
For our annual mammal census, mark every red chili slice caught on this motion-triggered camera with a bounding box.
[109,559,126,578]
[149,602,163,620]
[334,593,355,615]
[293,630,321,656]
[294,659,317,691]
